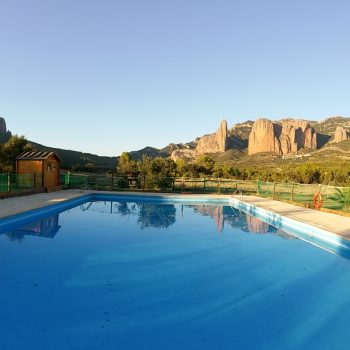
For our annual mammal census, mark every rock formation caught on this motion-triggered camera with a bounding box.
[0,117,6,134]
[248,118,281,155]
[196,120,228,155]
[171,120,229,161]
[246,215,270,234]
[0,117,11,143]
[194,205,224,232]
[331,126,349,143]
[248,118,318,155]
[171,149,197,162]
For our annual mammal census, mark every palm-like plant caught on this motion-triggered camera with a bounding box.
[329,188,350,210]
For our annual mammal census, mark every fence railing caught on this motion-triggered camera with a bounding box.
[62,172,258,194]
[257,180,350,213]
[2,172,350,213]
[0,173,43,193]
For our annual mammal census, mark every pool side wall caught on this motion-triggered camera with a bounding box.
[230,197,350,255]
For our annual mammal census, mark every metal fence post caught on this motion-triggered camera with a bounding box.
[218,178,221,194]
[7,172,10,192]
[291,182,295,201]
[273,181,276,200]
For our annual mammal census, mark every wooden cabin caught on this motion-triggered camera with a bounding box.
[16,151,62,190]
[10,214,61,239]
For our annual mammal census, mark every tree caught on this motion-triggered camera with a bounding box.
[296,164,321,184]
[137,203,176,229]
[195,155,215,176]
[137,155,152,174]
[117,152,137,174]
[0,135,32,172]
[175,158,187,177]
[148,157,177,189]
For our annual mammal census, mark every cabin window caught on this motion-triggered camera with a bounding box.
[47,163,52,171]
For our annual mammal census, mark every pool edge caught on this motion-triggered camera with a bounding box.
[230,197,350,252]
[0,192,230,231]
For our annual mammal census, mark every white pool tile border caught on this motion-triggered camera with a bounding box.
[229,197,350,251]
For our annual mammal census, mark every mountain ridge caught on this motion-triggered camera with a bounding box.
[2,115,350,170]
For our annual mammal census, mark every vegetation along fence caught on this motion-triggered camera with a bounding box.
[62,172,258,194]
[1,172,350,213]
[257,180,350,213]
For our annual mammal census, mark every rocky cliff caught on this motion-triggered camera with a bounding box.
[331,126,349,143]
[171,149,197,161]
[171,120,229,161]
[0,117,6,134]
[248,118,318,155]
[248,119,281,155]
[0,117,11,143]
[196,120,228,154]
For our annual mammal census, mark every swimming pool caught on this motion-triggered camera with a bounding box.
[1,195,350,350]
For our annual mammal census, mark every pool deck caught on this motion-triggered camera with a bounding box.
[237,195,350,240]
[1,190,349,239]
[0,190,85,219]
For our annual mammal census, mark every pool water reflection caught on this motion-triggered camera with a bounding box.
[0,200,349,350]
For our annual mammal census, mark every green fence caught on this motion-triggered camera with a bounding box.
[63,172,258,194]
[0,173,43,193]
[63,174,350,213]
[257,180,350,213]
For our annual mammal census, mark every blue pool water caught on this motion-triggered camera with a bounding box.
[1,198,350,350]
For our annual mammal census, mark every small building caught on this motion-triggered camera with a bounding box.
[8,214,61,239]
[16,151,62,190]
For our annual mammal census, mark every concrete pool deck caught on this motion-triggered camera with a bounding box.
[0,190,85,219]
[0,190,349,240]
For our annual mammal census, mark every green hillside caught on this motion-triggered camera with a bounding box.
[30,141,117,172]
[310,116,350,135]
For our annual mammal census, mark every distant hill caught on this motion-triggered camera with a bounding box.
[229,120,254,140]
[310,116,350,135]
[128,141,199,161]
[129,146,173,161]
[30,141,117,172]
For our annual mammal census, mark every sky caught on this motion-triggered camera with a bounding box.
[1,0,350,156]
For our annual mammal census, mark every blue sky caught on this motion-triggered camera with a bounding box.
[1,0,349,156]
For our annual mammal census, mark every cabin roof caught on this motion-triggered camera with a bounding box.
[16,151,62,162]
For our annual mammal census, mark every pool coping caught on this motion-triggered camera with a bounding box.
[230,196,350,254]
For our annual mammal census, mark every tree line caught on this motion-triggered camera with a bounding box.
[117,152,350,186]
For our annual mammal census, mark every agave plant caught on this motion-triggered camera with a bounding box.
[329,188,350,210]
